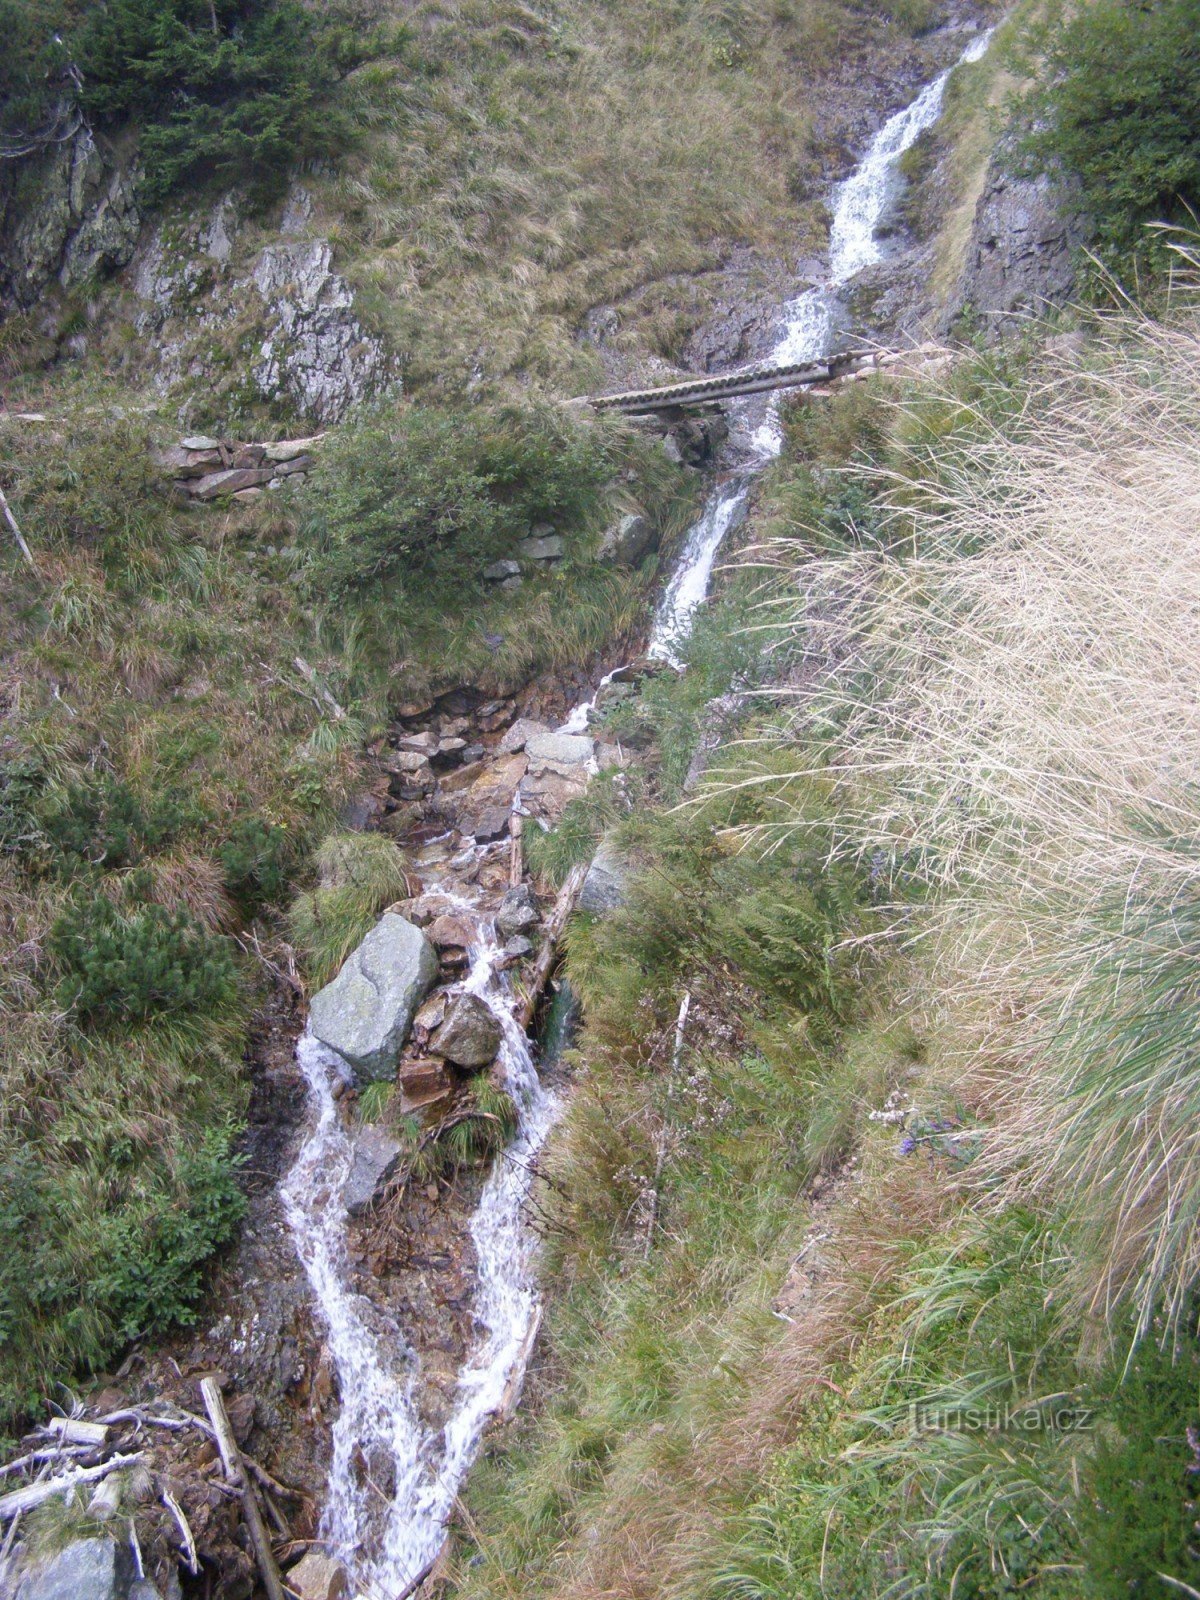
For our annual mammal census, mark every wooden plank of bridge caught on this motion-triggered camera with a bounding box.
[579,346,953,416]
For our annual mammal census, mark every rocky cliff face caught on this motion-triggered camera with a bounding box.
[1,136,398,425]
[947,146,1089,334]
[0,126,141,312]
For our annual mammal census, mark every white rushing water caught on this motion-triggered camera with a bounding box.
[283,28,991,1598]
[284,914,555,1598]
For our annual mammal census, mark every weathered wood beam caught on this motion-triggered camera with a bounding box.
[200,1379,286,1600]
[517,861,587,1030]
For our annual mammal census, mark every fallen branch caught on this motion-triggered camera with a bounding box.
[293,656,347,722]
[0,487,34,568]
[517,861,587,1030]
[508,803,524,889]
[0,1453,145,1520]
[162,1489,200,1576]
[497,1306,542,1425]
[199,1380,285,1600]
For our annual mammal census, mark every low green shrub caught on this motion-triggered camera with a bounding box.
[219,815,294,910]
[50,895,238,1023]
[0,1126,245,1428]
[1080,1304,1200,1597]
[303,402,617,605]
[1021,0,1200,279]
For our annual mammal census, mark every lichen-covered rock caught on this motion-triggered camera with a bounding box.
[429,992,503,1068]
[598,512,655,566]
[128,191,397,425]
[309,913,438,1081]
[947,146,1088,336]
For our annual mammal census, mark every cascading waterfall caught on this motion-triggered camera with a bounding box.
[281,27,990,1599]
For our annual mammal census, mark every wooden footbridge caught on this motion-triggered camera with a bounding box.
[580,347,926,416]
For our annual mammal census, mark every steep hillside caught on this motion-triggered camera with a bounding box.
[5,1,1200,1599]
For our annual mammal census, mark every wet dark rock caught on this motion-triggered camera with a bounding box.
[947,145,1088,336]
[344,1126,403,1217]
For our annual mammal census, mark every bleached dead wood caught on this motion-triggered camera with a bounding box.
[162,1489,200,1576]
[46,1417,108,1447]
[199,1379,285,1600]
[0,1453,145,1520]
[0,488,34,567]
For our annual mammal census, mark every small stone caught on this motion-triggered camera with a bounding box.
[388,749,432,775]
[429,992,502,1068]
[186,467,274,501]
[181,435,221,451]
[483,559,521,582]
[399,1057,453,1111]
[231,444,266,469]
[233,488,263,503]
[515,534,565,562]
[273,454,313,477]
[504,935,534,958]
[286,1551,349,1600]
[497,885,539,939]
[264,435,324,463]
[396,730,438,754]
[425,913,477,950]
[500,576,523,591]
[498,717,552,756]
[472,807,511,843]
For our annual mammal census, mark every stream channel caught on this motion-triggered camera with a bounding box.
[281,29,991,1597]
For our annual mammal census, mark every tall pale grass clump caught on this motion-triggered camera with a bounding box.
[735,304,1200,1340]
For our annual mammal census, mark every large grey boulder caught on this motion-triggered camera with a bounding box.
[429,993,503,1068]
[344,1125,403,1217]
[580,840,630,915]
[309,913,438,1082]
[16,1538,134,1600]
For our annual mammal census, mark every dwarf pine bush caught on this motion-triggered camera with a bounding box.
[51,897,238,1023]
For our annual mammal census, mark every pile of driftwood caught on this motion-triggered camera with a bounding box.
[0,1386,303,1600]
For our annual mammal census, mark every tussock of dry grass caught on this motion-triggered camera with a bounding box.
[737,301,1200,1338]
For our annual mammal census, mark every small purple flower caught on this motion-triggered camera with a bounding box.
[899,1135,917,1156]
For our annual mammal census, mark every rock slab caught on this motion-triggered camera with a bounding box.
[16,1538,135,1600]
[309,913,438,1082]
[344,1125,403,1216]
